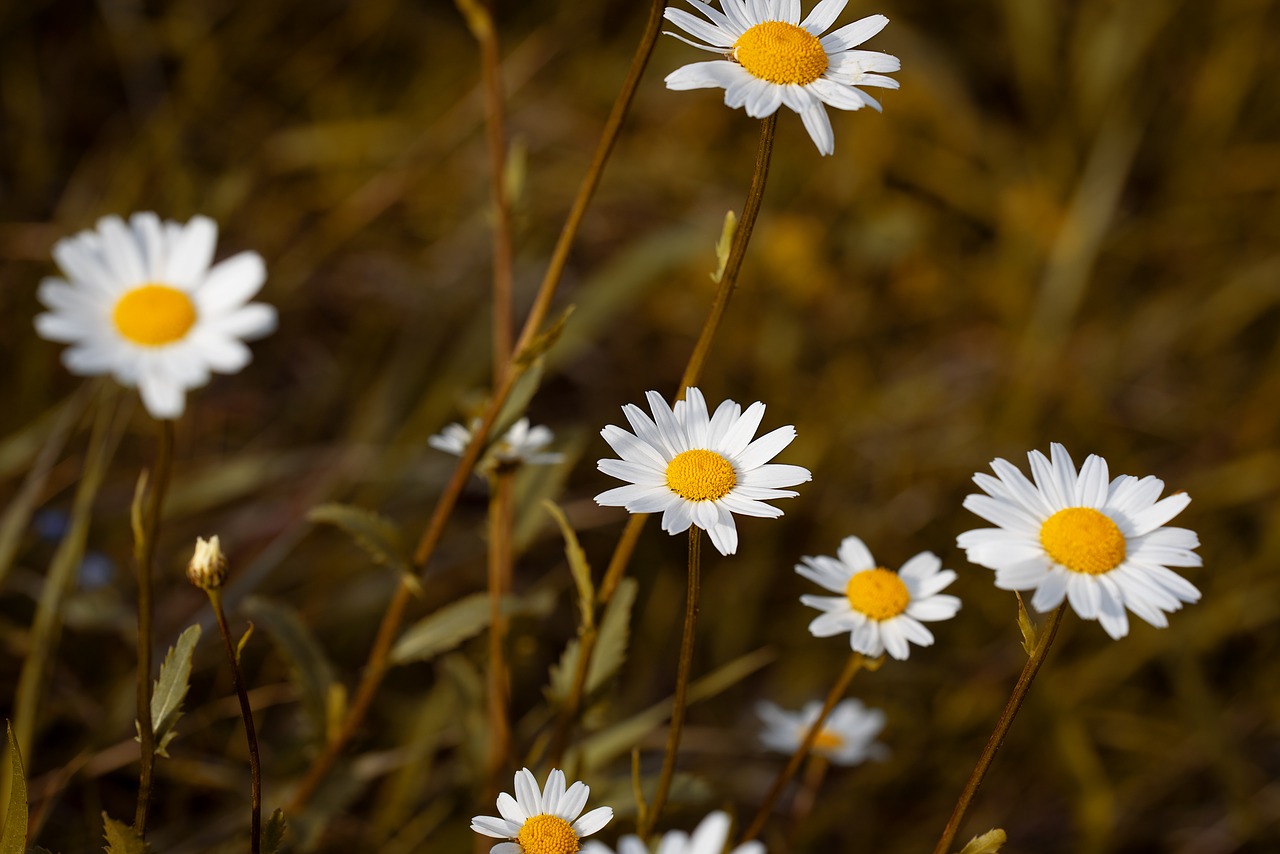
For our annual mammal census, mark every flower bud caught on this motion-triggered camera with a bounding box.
[187,535,228,591]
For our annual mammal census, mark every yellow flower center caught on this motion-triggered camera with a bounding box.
[845,568,910,621]
[1039,507,1127,575]
[112,284,197,346]
[517,814,580,854]
[812,728,844,752]
[733,21,830,86]
[665,449,738,502]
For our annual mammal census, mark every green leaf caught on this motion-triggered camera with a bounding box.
[959,828,1007,854]
[261,808,287,854]
[241,597,336,743]
[1015,592,1037,657]
[307,504,422,596]
[543,500,594,628]
[100,815,149,854]
[390,594,491,665]
[3,722,28,854]
[547,578,637,705]
[710,209,738,283]
[492,358,545,441]
[143,624,201,758]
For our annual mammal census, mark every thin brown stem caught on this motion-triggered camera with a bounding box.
[547,115,779,767]
[209,590,262,854]
[637,528,701,840]
[933,603,1068,854]
[287,0,666,811]
[485,470,515,785]
[134,418,175,833]
[741,651,866,844]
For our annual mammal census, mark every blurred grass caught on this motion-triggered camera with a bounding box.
[2,0,1280,851]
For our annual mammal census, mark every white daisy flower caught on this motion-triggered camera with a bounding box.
[797,536,961,660]
[34,212,276,420]
[956,443,1202,640]
[756,698,888,766]
[429,417,564,467]
[471,767,613,854]
[594,387,811,556]
[663,0,900,155]
[581,811,764,854]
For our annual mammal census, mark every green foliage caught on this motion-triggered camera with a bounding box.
[548,578,638,705]
[241,597,337,743]
[99,816,148,854]
[3,723,27,854]
[307,504,423,596]
[543,500,594,627]
[958,828,1007,854]
[138,624,201,758]
[261,809,287,854]
[390,593,490,665]
[710,210,738,284]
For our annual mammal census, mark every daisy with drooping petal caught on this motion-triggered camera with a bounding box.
[798,536,961,660]
[471,768,613,854]
[757,698,888,766]
[581,811,764,854]
[956,443,1202,640]
[595,387,811,556]
[35,212,277,420]
[429,417,565,468]
[663,0,900,155]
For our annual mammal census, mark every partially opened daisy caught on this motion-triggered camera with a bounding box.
[757,698,888,766]
[957,443,1202,640]
[472,768,613,854]
[595,387,811,556]
[663,0,900,155]
[798,536,961,660]
[35,212,276,420]
[581,811,764,854]
[429,417,564,469]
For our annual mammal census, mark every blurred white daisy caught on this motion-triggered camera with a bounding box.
[581,811,763,854]
[471,768,613,854]
[663,0,900,155]
[429,417,564,468]
[757,698,888,766]
[956,443,1202,640]
[595,387,811,556]
[35,212,276,420]
[798,536,961,660]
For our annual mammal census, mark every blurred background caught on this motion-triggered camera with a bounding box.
[2,0,1279,851]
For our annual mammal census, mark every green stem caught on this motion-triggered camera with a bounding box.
[209,590,262,854]
[638,528,702,839]
[549,115,779,767]
[740,651,866,843]
[286,0,667,812]
[485,470,515,786]
[135,418,176,833]
[932,603,1068,854]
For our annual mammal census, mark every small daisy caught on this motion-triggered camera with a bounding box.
[956,443,1202,640]
[798,536,961,660]
[663,0,900,155]
[594,387,811,556]
[35,212,276,420]
[581,811,764,854]
[757,698,888,766]
[472,768,613,854]
[429,417,564,468]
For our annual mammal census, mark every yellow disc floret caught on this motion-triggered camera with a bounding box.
[733,21,829,85]
[812,728,845,752]
[113,284,197,346]
[666,449,738,501]
[845,568,910,621]
[517,814,580,854]
[1039,507,1127,575]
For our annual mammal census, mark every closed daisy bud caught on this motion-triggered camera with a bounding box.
[187,535,228,591]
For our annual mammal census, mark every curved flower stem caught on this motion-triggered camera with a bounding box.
[485,469,515,786]
[740,651,867,844]
[932,603,1068,854]
[208,589,262,854]
[546,114,779,768]
[638,527,702,840]
[286,0,667,813]
[134,418,175,834]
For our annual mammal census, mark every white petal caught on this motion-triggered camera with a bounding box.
[808,610,857,637]
[1066,573,1101,619]
[820,13,889,52]
[130,212,166,279]
[1128,492,1192,535]
[666,60,747,91]
[798,102,835,155]
[799,593,848,612]
[1028,569,1069,610]
[560,781,589,823]
[209,303,277,340]
[898,551,940,581]
[797,554,850,591]
[801,0,849,34]
[596,483,674,513]
[836,536,875,571]
[164,216,218,287]
[809,77,870,111]
[470,815,517,838]
[719,493,783,518]
[195,251,267,315]
[879,620,910,660]
[572,806,613,838]
[514,767,542,814]
[598,457,667,486]
[664,8,735,46]
[138,363,187,420]
[661,500,695,535]
[495,793,526,824]
[542,769,565,816]
[736,424,796,469]
[97,215,146,287]
[683,387,711,447]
